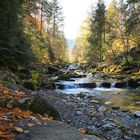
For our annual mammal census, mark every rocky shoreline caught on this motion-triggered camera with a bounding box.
[38,90,140,140]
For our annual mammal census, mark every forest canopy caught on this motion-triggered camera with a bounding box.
[72,0,140,65]
[0,0,68,70]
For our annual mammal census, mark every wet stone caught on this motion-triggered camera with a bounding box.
[101,82,111,88]
[105,102,112,106]
[134,111,140,117]
[112,105,120,110]
[114,82,127,88]
[102,123,116,131]
[98,106,107,113]
[128,79,139,88]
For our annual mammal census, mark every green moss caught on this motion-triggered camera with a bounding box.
[29,94,61,121]
[0,100,8,107]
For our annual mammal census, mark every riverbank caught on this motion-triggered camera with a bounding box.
[0,62,139,139]
[38,90,140,140]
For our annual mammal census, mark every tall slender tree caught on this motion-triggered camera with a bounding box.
[51,0,64,38]
[88,0,106,62]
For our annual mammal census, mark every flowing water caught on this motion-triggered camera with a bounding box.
[54,73,140,110]
[54,74,138,94]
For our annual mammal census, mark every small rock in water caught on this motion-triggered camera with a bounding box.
[101,82,111,88]
[134,111,140,117]
[114,82,127,88]
[112,105,120,110]
[105,102,112,106]
[98,106,106,112]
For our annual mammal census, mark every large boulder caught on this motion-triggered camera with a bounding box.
[79,83,96,88]
[29,94,61,121]
[101,82,111,88]
[15,120,101,140]
[55,83,97,89]
[127,79,139,88]
[114,82,127,88]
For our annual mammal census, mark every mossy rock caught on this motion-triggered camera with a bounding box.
[29,95,61,121]
[0,100,9,107]
[14,99,31,110]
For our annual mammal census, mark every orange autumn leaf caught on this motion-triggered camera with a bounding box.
[12,108,32,119]
[0,130,4,135]
[20,111,32,118]
[13,108,21,114]
[79,128,87,134]
[1,121,13,130]
[40,116,50,121]
[0,135,14,140]
[8,114,16,122]
[0,108,9,116]
[0,125,5,132]
[3,89,9,94]
[12,91,21,101]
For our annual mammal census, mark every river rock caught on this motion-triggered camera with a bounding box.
[79,83,97,88]
[134,111,140,117]
[15,127,24,133]
[128,79,139,88]
[114,82,127,88]
[90,100,99,104]
[98,106,106,112]
[87,126,97,135]
[112,105,120,110]
[105,102,112,106]
[15,120,102,140]
[102,122,116,130]
[101,82,111,88]
[55,84,65,89]
[49,76,59,81]
[29,94,61,120]
[135,101,140,106]
[77,93,86,99]
[76,111,82,116]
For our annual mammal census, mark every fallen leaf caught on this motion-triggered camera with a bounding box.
[79,128,87,134]
[7,102,13,109]
[15,127,24,133]
[0,135,14,140]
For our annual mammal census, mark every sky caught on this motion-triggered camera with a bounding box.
[59,0,112,39]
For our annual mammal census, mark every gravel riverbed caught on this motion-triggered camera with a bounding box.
[38,90,140,140]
